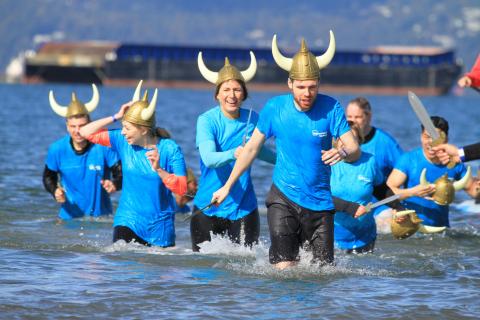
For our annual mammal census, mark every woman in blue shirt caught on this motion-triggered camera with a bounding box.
[191,52,275,251]
[80,81,187,247]
[331,122,385,253]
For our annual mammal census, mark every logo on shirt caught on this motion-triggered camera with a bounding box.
[311,130,327,138]
[89,164,102,172]
[357,175,372,183]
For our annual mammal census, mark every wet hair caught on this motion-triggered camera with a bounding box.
[186,168,197,184]
[421,116,449,136]
[347,120,365,144]
[348,97,371,114]
[154,127,171,139]
[214,79,248,101]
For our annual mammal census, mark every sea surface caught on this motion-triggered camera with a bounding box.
[0,83,479,319]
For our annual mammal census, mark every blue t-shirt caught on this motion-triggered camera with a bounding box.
[362,127,403,180]
[195,106,258,220]
[362,127,403,216]
[256,94,350,210]
[331,152,383,249]
[395,147,467,227]
[108,129,187,246]
[46,135,119,220]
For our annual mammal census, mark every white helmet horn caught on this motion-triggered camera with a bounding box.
[420,168,429,186]
[453,166,471,191]
[133,80,143,102]
[271,34,293,72]
[240,51,257,82]
[418,225,446,234]
[141,88,158,121]
[49,90,68,117]
[197,52,218,84]
[316,30,336,69]
[84,84,99,113]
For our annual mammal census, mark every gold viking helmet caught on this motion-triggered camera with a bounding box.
[419,166,472,206]
[49,84,99,117]
[391,210,446,239]
[271,31,336,80]
[123,80,158,128]
[197,51,257,85]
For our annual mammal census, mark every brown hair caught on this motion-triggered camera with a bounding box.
[66,114,90,122]
[154,127,171,139]
[349,97,371,114]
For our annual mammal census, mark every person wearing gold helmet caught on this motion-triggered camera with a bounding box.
[191,51,276,251]
[212,32,360,269]
[43,84,122,221]
[387,116,478,228]
[79,81,187,247]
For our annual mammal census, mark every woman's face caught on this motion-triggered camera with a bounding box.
[121,121,147,145]
[216,79,245,117]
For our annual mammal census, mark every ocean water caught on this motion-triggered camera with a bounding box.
[0,83,479,319]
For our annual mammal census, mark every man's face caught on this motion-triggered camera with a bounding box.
[288,79,319,111]
[421,128,447,159]
[346,103,371,135]
[66,116,89,144]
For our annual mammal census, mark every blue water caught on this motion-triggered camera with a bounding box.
[0,83,479,319]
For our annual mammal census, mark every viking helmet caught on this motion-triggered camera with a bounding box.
[123,80,158,128]
[197,51,257,85]
[391,210,446,239]
[419,167,471,205]
[49,84,99,118]
[272,31,336,80]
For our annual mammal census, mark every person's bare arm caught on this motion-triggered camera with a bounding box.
[387,169,435,200]
[322,130,360,165]
[211,128,265,204]
[79,102,131,138]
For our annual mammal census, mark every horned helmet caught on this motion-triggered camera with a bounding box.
[49,84,99,118]
[123,80,158,128]
[197,51,257,85]
[271,31,336,80]
[391,210,446,239]
[419,167,471,205]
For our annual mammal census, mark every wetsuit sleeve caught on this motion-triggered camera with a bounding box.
[110,161,123,191]
[198,140,236,168]
[87,129,111,147]
[463,142,480,162]
[42,165,58,198]
[465,54,480,88]
[332,196,360,216]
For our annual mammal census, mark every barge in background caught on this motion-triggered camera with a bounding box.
[23,41,463,95]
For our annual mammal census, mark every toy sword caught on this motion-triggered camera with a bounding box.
[183,201,216,222]
[407,91,455,168]
[365,194,400,213]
